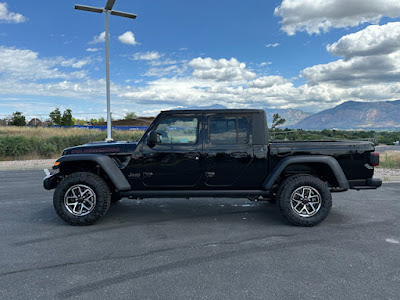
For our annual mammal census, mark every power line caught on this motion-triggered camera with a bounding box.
[0,113,104,117]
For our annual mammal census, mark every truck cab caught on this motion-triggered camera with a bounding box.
[126,109,268,190]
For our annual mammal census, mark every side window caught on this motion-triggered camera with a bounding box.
[155,117,198,144]
[209,117,248,144]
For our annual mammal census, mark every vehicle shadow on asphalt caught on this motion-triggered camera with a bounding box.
[16,199,285,246]
[107,198,282,223]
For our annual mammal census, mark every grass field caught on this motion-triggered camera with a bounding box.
[0,126,143,139]
[0,126,144,161]
[379,151,400,169]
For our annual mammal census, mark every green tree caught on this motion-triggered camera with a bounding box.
[321,129,333,137]
[98,117,105,123]
[61,109,74,127]
[89,118,98,124]
[271,113,286,129]
[73,118,86,125]
[50,108,62,126]
[8,111,26,126]
[124,112,137,120]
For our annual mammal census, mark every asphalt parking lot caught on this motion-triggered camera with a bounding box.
[0,170,399,300]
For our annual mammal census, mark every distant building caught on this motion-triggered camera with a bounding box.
[394,141,399,146]
[42,120,53,127]
[0,119,7,126]
[28,118,43,126]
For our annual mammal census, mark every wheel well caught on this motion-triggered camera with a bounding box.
[281,163,339,188]
[59,161,116,191]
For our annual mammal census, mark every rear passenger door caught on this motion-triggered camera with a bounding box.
[204,113,254,188]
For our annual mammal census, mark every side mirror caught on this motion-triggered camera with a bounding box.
[147,131,158,147]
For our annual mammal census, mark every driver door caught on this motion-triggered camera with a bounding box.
[141,115,203,188]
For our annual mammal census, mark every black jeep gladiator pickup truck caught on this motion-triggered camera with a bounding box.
[44,109,382,226]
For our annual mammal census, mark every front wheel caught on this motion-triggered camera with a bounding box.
[53,172,111,226]
[277,175,332,227]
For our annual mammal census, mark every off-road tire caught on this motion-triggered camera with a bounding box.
[53,172,111,226]
[277,175,332,227]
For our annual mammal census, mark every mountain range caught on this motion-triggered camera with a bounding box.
[177,100,400,130]
[264,108,312,127]
[294,100,400,130]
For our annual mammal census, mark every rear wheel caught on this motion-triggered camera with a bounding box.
[53,172,111,226]
[277,175,332,227]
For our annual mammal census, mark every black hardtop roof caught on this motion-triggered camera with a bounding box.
[161,109,264,114]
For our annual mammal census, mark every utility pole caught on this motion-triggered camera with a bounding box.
[75,0,137,141]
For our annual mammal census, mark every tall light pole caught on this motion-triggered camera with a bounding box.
[75,0,137,141]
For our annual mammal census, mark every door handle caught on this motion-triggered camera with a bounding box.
[184,153,200,160]
[276,147,292,157]
[230,152,247,158]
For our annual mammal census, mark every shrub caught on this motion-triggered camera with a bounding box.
[38,142,58,157]
[0,136,32,157]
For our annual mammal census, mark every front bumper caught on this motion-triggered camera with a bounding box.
[43,169,61,190]
[349,178,383,190]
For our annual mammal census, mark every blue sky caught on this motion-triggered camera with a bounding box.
[1,0,400,121]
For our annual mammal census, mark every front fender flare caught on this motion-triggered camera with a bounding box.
[263,156,349,191]
[56,154,131,191]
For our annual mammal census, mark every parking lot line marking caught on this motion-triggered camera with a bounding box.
[385,238,399,244]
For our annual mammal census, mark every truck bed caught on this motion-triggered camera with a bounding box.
[269,140,374,156]
[269,140,375,180]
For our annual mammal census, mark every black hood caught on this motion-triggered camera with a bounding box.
[62,141,138,156]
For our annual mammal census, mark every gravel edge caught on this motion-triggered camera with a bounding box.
[1,159,399,182]
[373,168,400,182]
[0,159,55,172]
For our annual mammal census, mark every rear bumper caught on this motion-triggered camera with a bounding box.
[349,178,382,190]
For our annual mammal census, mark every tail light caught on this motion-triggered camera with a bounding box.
[369,152,380,166]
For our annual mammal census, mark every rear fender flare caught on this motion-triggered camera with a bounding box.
[57,154,131,191]
[263,156,349,191]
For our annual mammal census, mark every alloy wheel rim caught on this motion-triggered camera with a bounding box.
[290,186,322,218]
[64,184,96,216]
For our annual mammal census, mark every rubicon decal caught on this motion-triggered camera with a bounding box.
[71,148,120,154]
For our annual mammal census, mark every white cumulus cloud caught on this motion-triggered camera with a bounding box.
[248,76,290,88]
[118,51,400,115]
[327,22,400,59]
[86,48,100,52]
[118,31,139,45]
[89,32,105,44]
[302,50,400,85]
[0,2,26,23]
[144,65,187,77]
[259,62,272,67]
[0,46,89,80]
[302,23,400,86]
[132,51,162,61]
[188,57,256,82]
[60,57,92,69]
[274,0,400,35]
